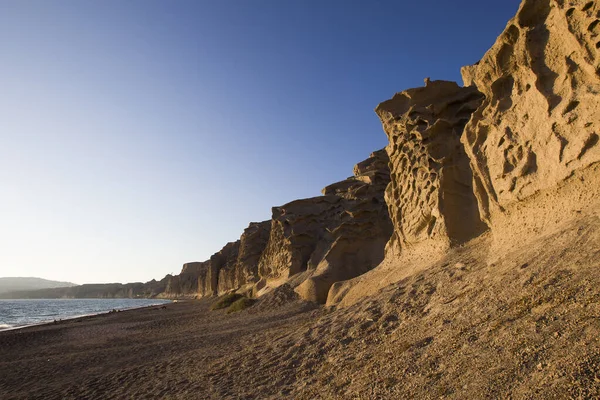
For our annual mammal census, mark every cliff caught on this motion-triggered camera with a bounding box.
[6,2,600,398]
[160,149,392,304]
[460,0,600,248]
[327,0,600,306]
[17,0,600,312]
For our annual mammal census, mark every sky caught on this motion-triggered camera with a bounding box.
[0,0,522,284]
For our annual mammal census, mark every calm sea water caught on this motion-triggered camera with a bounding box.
[0,298,171,331]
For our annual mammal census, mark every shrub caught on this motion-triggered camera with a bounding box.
[226,297,256,314]
[210,293,243,310]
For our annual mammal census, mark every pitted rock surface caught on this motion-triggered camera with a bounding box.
[376,80,486,254]
[462,0,600,224]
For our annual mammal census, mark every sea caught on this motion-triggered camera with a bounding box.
[0,298,171,331]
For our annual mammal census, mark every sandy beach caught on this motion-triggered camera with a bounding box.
[0,298,319,399]
[2,210,600,399]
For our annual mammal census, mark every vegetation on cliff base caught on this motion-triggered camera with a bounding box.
[226,297,257,314]
[210,293,243,310]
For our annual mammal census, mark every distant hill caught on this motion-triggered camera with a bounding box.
[0,278,170,299]
[0,277,77,294]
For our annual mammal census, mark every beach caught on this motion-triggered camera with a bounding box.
[2,212,600,400]
[0,298,319,399]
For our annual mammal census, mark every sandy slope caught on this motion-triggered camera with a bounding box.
[1,207,600,399]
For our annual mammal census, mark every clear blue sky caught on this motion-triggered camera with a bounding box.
[0,0,521,284]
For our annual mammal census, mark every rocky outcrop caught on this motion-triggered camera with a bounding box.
[160,221,271,299]
[327,81,488,306]
[161,149,391,303]
[257,196,343,280]
[233,221,272,287]
[375,80,487,256]
[329,0,600,307]
[296,150,392,303]
[214,241,241,295]
[462,0,600,225]
[162,262,205,298]
[253,150,393,303]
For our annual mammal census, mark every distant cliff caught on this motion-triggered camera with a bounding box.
[159,149,392,303]
[0,278,168,299]
[0,277,76,295]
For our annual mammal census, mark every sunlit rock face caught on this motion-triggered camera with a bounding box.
[375,80,487,255]
[233,221,272,287]
[254,149,392,303]
[257,196,343,281]
[162,262,205,298]
[462,0,600,224]
[295,149,393,303]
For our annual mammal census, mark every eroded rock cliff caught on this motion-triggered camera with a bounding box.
[295,149,393,303]
[158,0,600,309]
[462,0,600,225]
[328,0,600,307]
[375,80,487,256]
[257,149,392,303]
[161,222,270,299]
[162,150,391,303]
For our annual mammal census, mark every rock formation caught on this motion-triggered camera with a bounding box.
[162,222,271,298]
[258,149,392,303]
[158,149,391,304]
[233,221,272,287]
[328,0,600,307]
[149,0,600,305]
[294,150,393,303]
[375,80,487,256]
[326,81,489,305]
[19,0,600,311]
[462,0,600,225]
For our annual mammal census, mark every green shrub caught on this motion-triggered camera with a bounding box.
[210,293,243,310]
[226,297,256,314]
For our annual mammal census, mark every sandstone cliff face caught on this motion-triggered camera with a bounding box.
[375,80,487,256]
[296,150,393,303]
[328,0,600,307]
[162,262,205,298]
[161,0,600,307]
[256,149,392,303]
[164,149,391,303]
[257,196,343,280]
[162,221,271,298]
[462,0,600,225]
[233,221,271,287]
[327,82,488,306]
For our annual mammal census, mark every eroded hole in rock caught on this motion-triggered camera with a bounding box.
[491,76,515,111]
[518,0,551,27]
[498,135,506,147]
[596,41,600,49]
[578,133,599,159]
[522,151,538,175]
[587,20,600,33]
[567,7,576,17]
[505,25,520,45]
[563,100,580,114]
[582,2,594,12]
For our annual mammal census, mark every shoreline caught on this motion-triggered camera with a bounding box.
[0,297,317,399]
[0,298,173,333]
